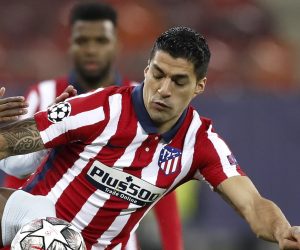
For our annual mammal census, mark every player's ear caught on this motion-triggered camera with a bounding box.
[113,32,120,58]
[144,65,150,78]
[194,77,206,96]
[67,42,74,59]
[67,35,73,55]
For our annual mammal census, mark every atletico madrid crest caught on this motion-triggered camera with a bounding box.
[158,146,182,175]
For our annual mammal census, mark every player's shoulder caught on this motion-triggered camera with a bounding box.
[200,116,213,129]
[25,76,68,100]
[69,85,135,102]
[188,106,213,127]
[121,79,139,87]
[28,76,68,90]
[186,107,214,135]
[98,85,135,96]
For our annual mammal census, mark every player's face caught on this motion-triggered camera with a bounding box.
[70,20,117,85]
[143,50,206,133]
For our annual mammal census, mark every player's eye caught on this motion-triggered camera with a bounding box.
[153,72,164,80]
[153,74,163,79]
[171,77,188,87]
[74,37,88,45]
[96,37,110,44]
[174,80,185,86]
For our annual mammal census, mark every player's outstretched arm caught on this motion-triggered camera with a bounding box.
[0,118,45,160]
[216,175,300,250]
[0,87,28,123]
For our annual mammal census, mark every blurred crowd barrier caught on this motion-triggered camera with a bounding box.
[0,0,299,249]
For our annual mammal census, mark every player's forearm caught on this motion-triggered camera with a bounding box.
[0,118,45,159]
[244,197,291,242]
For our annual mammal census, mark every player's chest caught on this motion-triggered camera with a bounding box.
[86,134,185,190]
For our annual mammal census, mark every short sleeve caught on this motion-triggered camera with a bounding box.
[34,88,106,148]
[194,122,246,189]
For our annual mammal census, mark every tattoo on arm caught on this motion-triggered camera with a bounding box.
[0,118,44,156]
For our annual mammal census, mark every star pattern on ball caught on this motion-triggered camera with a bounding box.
[55,106,64,114]
[28,219,69,249]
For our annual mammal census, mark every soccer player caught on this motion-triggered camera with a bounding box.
[1,26,300,250]
[0,3,182,250]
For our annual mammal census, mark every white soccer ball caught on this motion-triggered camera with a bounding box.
[11,217,86,250]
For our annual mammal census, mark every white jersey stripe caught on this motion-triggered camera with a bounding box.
[161,162,165,171]
[172,157,179,173]
[40,107,105,144]
[125,232,137,250]
[46,149,97,204]
[24,90,39,119]
[38,80,56,111]
[165,160,172,174]
[66,87,104,101]
[207,125,239,177]
[111,244,122,250]
[97,204,137,248]
[71,191,111,231]
[113,123,147,169]
[142,142,166,185]
[46,94,123,204]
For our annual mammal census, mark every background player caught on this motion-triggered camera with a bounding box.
[0,3,183,250]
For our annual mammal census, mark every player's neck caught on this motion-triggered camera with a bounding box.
[78,73,115,91]
[155,116,181,135]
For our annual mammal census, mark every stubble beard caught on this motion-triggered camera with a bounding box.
[76,62,111,88]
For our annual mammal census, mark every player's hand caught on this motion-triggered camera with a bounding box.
[55,85,77,104]
[278,226,300,249]
[0,87,28,123]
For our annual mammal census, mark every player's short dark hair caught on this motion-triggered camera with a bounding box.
[150,27,211,80]
[70,2,117,26]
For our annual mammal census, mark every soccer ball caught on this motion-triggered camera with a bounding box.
[47,102,71,123]
[11,217,86,250]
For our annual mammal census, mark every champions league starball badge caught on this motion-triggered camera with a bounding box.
[47,102,71,123]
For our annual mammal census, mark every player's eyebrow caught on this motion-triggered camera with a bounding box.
[152,63,189,79]
[152,64,165,74]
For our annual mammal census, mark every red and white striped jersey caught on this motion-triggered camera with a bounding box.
[24,84,245,249]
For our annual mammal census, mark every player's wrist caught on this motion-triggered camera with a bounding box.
[274,224,291,243]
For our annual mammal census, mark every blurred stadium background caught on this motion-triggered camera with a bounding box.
[0,0,299,249]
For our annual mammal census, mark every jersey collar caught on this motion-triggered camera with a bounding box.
[68,71,85,95]
[68,70,123,94]
[132,83,187,143]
